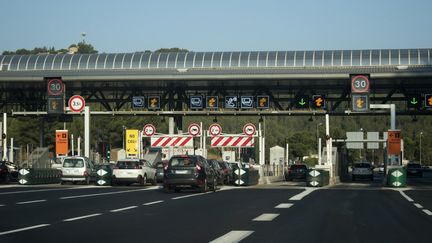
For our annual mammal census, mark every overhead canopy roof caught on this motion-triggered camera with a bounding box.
[1,48,431,72]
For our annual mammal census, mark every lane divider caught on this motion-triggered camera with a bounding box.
[143,200,164,206]
[398,190,414,202]
[110,206,138,212]
[63,213,102,222]
[0,224,50,236]
[209,230,254,243]
[275,203,293,209]
[252,213,279,222]
[414,203,423,209]
[422,209,432,216]
[396,189,432,216]
[171,192,211,200]
[16,199,47,205]
[60,186,160,200]
[289,187,319,201]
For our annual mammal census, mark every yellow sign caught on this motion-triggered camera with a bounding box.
[126,129,139,157]
[55,130,68,156]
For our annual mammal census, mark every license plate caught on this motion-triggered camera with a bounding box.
[175,170,188,174]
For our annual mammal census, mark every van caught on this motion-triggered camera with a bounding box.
[61,156,96,185]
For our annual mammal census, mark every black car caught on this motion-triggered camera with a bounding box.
[406,163,423,177]
[153,160,167,183]
[164,155,217,193]
[0,161,19,183]
[285,164,308,181]
[207,159,225,185]
[218,161,233,184]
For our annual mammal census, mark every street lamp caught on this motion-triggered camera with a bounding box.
[420,131,423,164]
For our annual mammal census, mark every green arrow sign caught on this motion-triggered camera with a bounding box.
[410,97,418,105]
[299,98,306,106]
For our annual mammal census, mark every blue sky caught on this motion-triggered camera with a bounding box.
[1,0,431,53]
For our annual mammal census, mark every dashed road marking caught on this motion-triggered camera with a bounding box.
[414,203,423,209]
[110,206,138,212]
[289,187,318,201]
[16,199,47,205]
[143,200,163,206]
[171,192,211,200]
[423,209,432,216]
[398,190,414,202]
[275,203,293,209]
[209,230,254,243]
[0,204,4,207]
[63,213,102,222]
[60,186,160,200]
[0,224,50,236]
[252,213,279,221]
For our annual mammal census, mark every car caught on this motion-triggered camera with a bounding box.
[163,155,217,193]
[0,161,19,183]
[153,160,168,183]
[207,159,225,185]
[61,156,97,185]
[112,159,157,186]
[352,162,374,181]
[217,161,233,184]
[406,163,423,177]
[284,164,308,181]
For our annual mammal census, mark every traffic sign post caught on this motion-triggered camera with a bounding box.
[47,78,64,96]
[143,124,156,137]
[351,75,370,93]
[243,123,257,136]
[352,94,369,111]
[209,123,222,136]
[68,95,85,113]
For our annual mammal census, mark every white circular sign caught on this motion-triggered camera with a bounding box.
[209,123,222,136]
[243,123,256,136]
[143,124,156,136]
[68,95,85,112]
[188,123,201,136]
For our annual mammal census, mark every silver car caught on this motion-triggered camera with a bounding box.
[61,156,96,184]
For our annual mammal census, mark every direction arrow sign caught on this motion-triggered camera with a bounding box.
[209,123,222,136]
[19,179,28,184]
[143,124,156,136]
[243,123,256,136]
[97,169,108,176]
[97,180,107,185]
[393,181,402,187]
[234,168,246,176]
[235,179,245,185]
[310,181,319,186]
[188,123,201,136]
[309,170,321,177]
[19,169,29,176]
[391,170,403,178]
[68,95,85,113]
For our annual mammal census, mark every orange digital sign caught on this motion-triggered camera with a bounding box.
[387,130,401,155]
[56,130,68,155]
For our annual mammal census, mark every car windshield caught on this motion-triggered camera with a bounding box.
[407,164,421,168]
[116,161,140,169]
[63,159,85,168]
[354,163,371,168]
[169,157,197,167]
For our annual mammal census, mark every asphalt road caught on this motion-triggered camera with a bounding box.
[0,179,431,243]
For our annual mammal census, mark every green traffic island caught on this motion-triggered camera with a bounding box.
[18,168,62,185]
[386,166,407,187]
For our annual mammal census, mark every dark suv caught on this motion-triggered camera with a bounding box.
[285,164,308,181]
[0,161,19,183]
[164,155,217,193]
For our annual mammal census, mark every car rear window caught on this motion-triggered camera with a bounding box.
[63,159,85,168]
[407,164,421,168]
[354,163,371,168]
[169,157,197,167]
[116,161,140,169]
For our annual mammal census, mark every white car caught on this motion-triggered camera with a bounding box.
[112,159,157,186]
[352,162,374,181]
[61,156,96,184]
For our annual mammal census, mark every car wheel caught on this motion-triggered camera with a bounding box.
[212,177,217,192]
[200,179,208,193]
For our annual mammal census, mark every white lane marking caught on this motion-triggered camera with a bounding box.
[0,224,50,236]
[423,209,432,216]
[143,200,163,206]
[0,185,118,195]
[289,188,318,201]
[414,203,424,209]
[275,203,293,209]
[110,206,138,212]
[60,186,160,200]
[399,190,414,202]
[0,188,66,195]
[16,199,47,205]
[0,204,5,207]
[209,230,254,243]
[63,213,102,222]
[252,213,280,221]
[171,192,211,200]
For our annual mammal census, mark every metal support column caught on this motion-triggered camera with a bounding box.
[84,106,90,158]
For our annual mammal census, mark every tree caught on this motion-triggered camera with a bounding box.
[76,42,98,54]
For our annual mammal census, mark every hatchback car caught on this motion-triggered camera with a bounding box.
[61,156,96,184]
[163,155,217,193]
[0,161,18,183]
[406,163,423,177]
[285,164,308,181]
[352,162,374,181]
[112,159,157,186]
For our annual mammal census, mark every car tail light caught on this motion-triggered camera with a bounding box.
[164,165,168,171]
[196,164,202,171]
[134,166,139,169]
